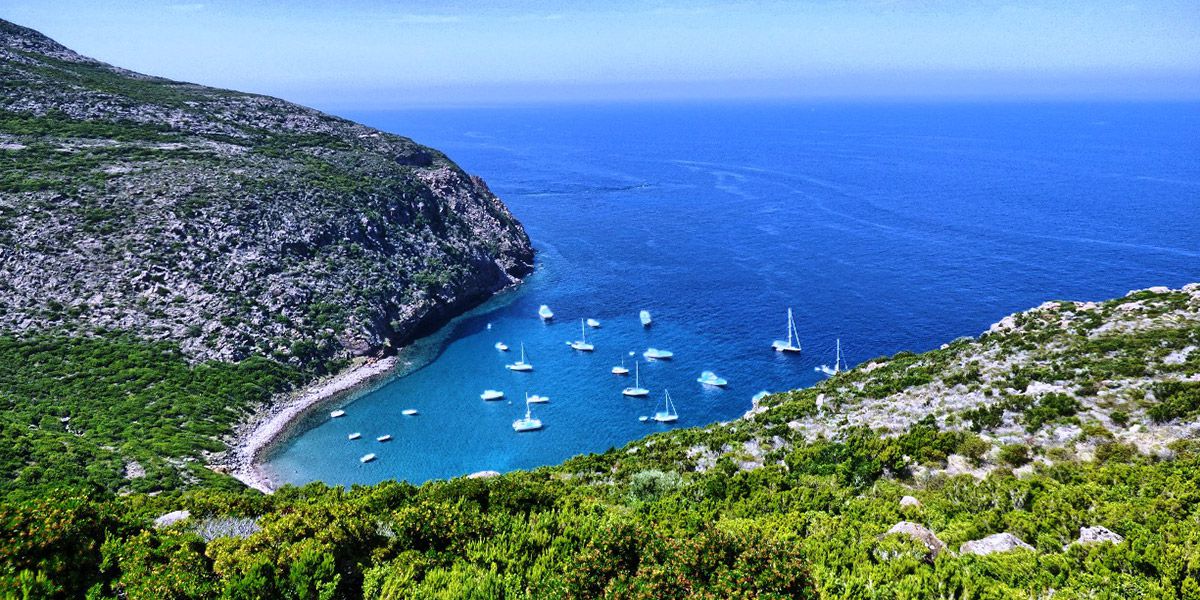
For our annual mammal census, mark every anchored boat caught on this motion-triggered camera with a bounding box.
[653,390,679,423]
[697,371,728,387]
[771,308,802,353]
[512,396,543,432]
[569,319,595,351]
[506,344,533,372]
[538,305,554,320]
[622,362,650,397]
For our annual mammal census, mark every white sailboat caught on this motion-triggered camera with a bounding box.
[512,397,543,432]
[538,305,554,320]
[569,319,595,351]
[771,308,803,353]
[622,362,650,397]
[494,341,509,351]
[611,352,631,375]
[817,338,847,376]
[586,318,601,328]
[697,371,728,387]
[506,343,533,371]
[653,390,679,423]
[640,310,652,327]
[643,347,673,360]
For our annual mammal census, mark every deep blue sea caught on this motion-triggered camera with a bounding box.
[264,102,1200,488]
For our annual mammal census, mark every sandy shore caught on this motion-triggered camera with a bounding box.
[223,356,398,493]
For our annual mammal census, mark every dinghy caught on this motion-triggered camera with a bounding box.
[643,347,673,360]
[512,397,543,432]
[653,390,679,423]
[506,343,533,371]
[538,305,554,320]
[622,362,650,397]
[771,308,803,353]
[360,453,376,463]
[481,389,505,401]
[697,371,728,387]
[640,310,652,327]
[330,409,346,418]
[570,319,595,351]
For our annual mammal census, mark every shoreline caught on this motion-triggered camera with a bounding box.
[223,356,399,493]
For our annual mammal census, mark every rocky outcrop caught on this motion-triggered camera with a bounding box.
[884,522,946,558]
[153,510,191,528]
[0,19,534,366]
[960,533,1034,556]
[899,495,921,508]
[1072,526,1124,547]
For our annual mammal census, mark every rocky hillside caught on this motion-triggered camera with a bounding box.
[0,19,533,366]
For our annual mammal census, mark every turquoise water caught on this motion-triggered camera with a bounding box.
[264,102,1200,488]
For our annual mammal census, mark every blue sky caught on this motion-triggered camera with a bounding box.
[5,1,1200,108]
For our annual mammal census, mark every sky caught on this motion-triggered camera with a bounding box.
[5,1,1200,108]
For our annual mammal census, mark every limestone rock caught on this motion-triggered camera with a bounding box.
[1075,526,1123,546]
[885,521,946,557]
[899,495,921,508]
[960,532,1034,556]
[153,510,191,528]
[467,470,501,479]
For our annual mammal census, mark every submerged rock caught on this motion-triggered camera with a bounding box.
[960,533,1034,556]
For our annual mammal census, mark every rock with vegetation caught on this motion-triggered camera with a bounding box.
[0,18,533,367]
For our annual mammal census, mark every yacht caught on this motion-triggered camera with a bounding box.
[643,347,674,361]
[570,319,595,351]
[640,310,652,327]
[360,453,376,463]
[771,308,802,353]
[495,341,509,351]
[376,434,392,442]
[526,393,550,404]
[622,362,650,397]
[817,338,848,376]
[538,305,554,320]
[481,389,505,401]
[586,318,601,328]
[348,432,361,440]
[401,409,418,416]
[512,397,543,432]
[612,353,631,375]
[330,409,345,418]
[506,343,533,371]
[697,371,728,387]
[653,390,679,423]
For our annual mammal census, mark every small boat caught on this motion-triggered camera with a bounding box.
[481,389,505,401]
[526,393,549,404]
[653,390,679,423]
[360,453,377,463]
[817,338,848,376]
[622,362,650,397]
[640,310,652,327]
[638,416,649,422]
[495,341,509,351]
[771,308,802,353]
[512,397,543,432]
[506,343,533,371]
[570,319,594,351]
[586,318,601,328]
[401,409,418,416]
[330,409,346,418]
[538,305,554,320]
[348,432,362,440]
[611,353,630,375]
[376,435,392,442]
[643,347,673,360]
[697,371,728,387]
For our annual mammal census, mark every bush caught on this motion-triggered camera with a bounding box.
[999,444,1031,467]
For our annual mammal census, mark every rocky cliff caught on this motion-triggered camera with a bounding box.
[0,19,533,365]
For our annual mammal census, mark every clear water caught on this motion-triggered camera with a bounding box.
[264,102,1200,488]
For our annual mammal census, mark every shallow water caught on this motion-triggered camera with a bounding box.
[264,101,1200,488]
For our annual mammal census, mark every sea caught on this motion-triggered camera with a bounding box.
[263,101,1200,488]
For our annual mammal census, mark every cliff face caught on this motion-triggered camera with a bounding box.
[0,19,533,365]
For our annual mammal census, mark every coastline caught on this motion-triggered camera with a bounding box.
[223,356,399,493]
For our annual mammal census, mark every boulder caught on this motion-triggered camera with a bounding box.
[899,495,921,508]
[960,533,1034,556]
[467,470,501,479]
[1075,526,1123,546]
[885,521,946,557]
[153,510,191,528]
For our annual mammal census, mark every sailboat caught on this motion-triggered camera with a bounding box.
[817,338,847,376]
[569,319,595,351]
[622,361,650,397]
[771,308,803,353]
[512,396,543,432]
[538,305,554,320]
[506,343,533,371]
[640,310,652,327]
[697,371,728,387]
[653,390,679,423]
[611,352,631,375]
